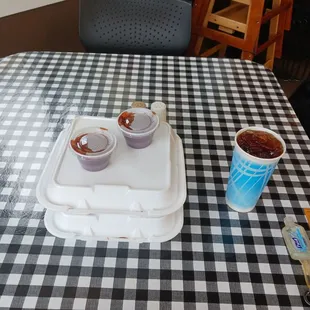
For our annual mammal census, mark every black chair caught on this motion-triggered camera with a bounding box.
[79,0,192,55]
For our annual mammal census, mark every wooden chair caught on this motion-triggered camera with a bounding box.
[187,0,212,56]
[188,0,293,70]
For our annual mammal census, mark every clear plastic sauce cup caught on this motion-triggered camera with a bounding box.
[70,127,117,172]
[117,108,159,149]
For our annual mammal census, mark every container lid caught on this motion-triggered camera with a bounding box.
[118,108,159,134]
[70,127,116,157]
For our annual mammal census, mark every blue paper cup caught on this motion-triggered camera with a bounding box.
[226,127,286,212]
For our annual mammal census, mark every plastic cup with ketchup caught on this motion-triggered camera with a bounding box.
[70,127,117,172]
[117,108,159,149]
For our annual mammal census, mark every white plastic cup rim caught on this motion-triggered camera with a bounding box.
[117,109,159,137]
[69,127,117,159]
[118,123,159,137]
[234,126,286,165]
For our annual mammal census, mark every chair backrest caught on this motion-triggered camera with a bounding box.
[79,0,192,55]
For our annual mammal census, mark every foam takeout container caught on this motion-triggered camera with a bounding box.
[44,207,184,243]
[36,116,187,217]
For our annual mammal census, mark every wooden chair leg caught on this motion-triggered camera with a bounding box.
[197,0,212,28]
[186,0,212,56]
[194,0,215,56]
[194,37,205,55]
[243,0,265,55]
[241,51,254,60]
[285,0,293,30]
[186,34,199,56]
[266,0,281,69]
[218,45,227,57]
[275,14,286,59]
[191,0,204,33]
[275,0,288,59]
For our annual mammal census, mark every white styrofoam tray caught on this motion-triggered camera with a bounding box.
[36,116,187,217]
[44,207,184,243]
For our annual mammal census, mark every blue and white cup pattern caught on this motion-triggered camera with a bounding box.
[226,127,286,213]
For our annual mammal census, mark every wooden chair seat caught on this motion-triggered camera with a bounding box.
[210,2,248,34]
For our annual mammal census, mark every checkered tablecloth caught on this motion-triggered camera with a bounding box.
[0,52,310,309]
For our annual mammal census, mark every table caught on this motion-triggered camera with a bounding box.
[0,52,309,309]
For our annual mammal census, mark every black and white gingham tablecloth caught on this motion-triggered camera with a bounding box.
[0,52,310,309]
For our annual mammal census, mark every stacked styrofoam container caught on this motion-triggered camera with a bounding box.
[36,116,187,243]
